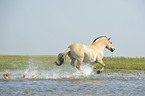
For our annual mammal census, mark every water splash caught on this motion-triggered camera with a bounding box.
[23,61,40,78]
[23,62,94,79]
[42,64,93,79]
[0,59,94,79]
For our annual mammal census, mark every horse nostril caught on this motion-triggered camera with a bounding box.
[111,48,115,52]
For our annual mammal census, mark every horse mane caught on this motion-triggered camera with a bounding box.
[92,36,107,44]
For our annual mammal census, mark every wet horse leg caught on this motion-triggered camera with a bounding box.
[71,58,76,67]
[76,58,83,71]
[68,52,76,67]
[97,60,105,74]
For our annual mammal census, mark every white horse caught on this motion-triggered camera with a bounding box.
[55,36,115,73]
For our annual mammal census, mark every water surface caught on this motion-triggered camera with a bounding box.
[0,62,145,96]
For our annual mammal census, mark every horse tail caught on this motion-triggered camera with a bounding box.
[55,48,70,66]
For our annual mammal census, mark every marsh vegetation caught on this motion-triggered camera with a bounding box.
[0,55,144,71]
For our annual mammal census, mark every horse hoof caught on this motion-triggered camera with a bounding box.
[97,70,101,74]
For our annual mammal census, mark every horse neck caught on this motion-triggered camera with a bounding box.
[91,39,107,51]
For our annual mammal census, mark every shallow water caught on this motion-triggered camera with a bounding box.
[0,62,145,96]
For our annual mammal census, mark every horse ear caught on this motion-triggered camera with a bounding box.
[108,37,111,40]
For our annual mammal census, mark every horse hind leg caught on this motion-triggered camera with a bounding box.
[68,51,83,71]
[76,58,83,71]
[68,52,76,67]
[71,58,76,67]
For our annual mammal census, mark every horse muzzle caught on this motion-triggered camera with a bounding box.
[111,48,115,52]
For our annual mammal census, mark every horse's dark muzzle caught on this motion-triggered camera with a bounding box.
[111,48,115,52]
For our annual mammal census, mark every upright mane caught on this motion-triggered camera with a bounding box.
[92,36,107,44]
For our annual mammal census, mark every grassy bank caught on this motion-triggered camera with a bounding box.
[0,55,145,71]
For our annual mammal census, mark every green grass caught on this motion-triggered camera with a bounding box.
[0,55,145,71]
[103,57,145,70]
[0,55,57,71]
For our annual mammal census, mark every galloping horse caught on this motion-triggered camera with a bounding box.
[55,36,115,73]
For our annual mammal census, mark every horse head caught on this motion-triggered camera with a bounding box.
[106,37,115,52]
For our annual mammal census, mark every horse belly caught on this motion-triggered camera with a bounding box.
[83,54,96,63]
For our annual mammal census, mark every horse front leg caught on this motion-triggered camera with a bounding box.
[96,60,105,74]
